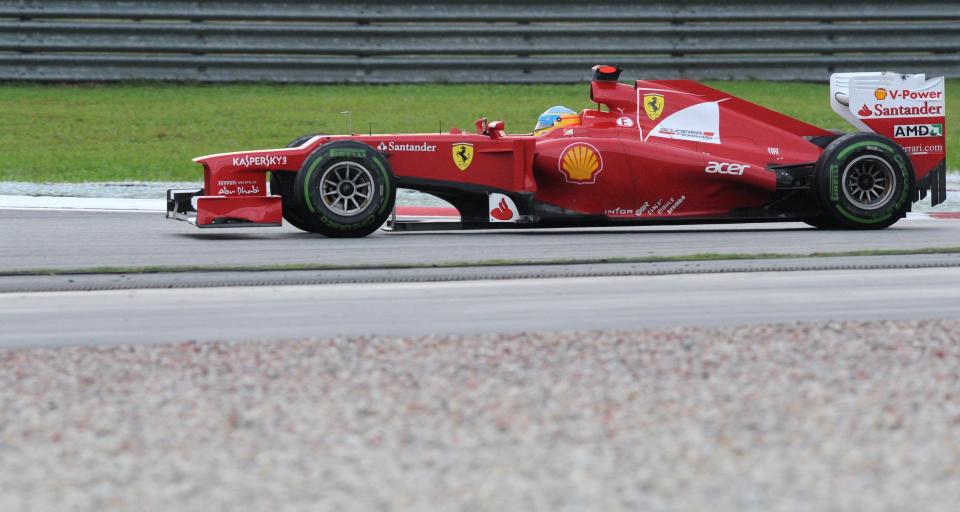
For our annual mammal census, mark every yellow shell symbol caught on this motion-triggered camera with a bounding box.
[560,144,602,183]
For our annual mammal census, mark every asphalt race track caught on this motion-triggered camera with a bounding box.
[2,209,960,347]
[1,209,959,272]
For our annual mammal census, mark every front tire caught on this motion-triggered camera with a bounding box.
[293,141,396,238]
[271,171,313,232]
[812,133,913,230]
[271,134,323,232]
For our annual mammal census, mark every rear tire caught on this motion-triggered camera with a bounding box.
[293,141,396,238]
[812,133,913,230]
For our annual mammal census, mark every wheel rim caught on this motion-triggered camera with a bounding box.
[318,161,374,216]
[840,155,895,211]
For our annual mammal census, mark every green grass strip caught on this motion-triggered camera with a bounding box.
[0,79,956,182]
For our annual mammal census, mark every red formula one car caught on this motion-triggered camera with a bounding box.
[168,66,948,237]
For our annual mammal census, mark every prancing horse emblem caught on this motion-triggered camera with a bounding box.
[452,143,474,171]
[643,93,665,121]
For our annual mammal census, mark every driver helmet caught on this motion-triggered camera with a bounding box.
[534,106,580,134]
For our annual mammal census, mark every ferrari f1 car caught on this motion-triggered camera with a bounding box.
[168,66,948,237]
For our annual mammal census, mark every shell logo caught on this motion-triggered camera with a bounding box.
[874,88,888,100]
[558,143,603,184]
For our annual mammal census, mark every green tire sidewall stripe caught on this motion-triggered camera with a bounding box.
[371,157,393,216]
[829,163,840,201]
[835,140,895,160]
[302,144,395,231]
[836,204,892,224]
[828,139,910,225]
[302,153,332,214]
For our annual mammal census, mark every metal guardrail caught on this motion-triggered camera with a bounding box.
[0,1,957,82]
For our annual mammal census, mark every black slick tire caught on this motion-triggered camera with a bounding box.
[293,140,396,238]
[271,171,313,232]
[812,133,913,230]
[270,134,322,232]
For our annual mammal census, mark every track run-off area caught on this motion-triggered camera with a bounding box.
[5,204,960,510]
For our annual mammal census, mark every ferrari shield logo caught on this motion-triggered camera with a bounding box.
[452,143,474,171]
[643,93,665,121]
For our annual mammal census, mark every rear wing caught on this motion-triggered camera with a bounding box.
[830,72,947,205]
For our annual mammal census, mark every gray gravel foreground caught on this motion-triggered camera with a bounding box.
[2,321,960,511]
